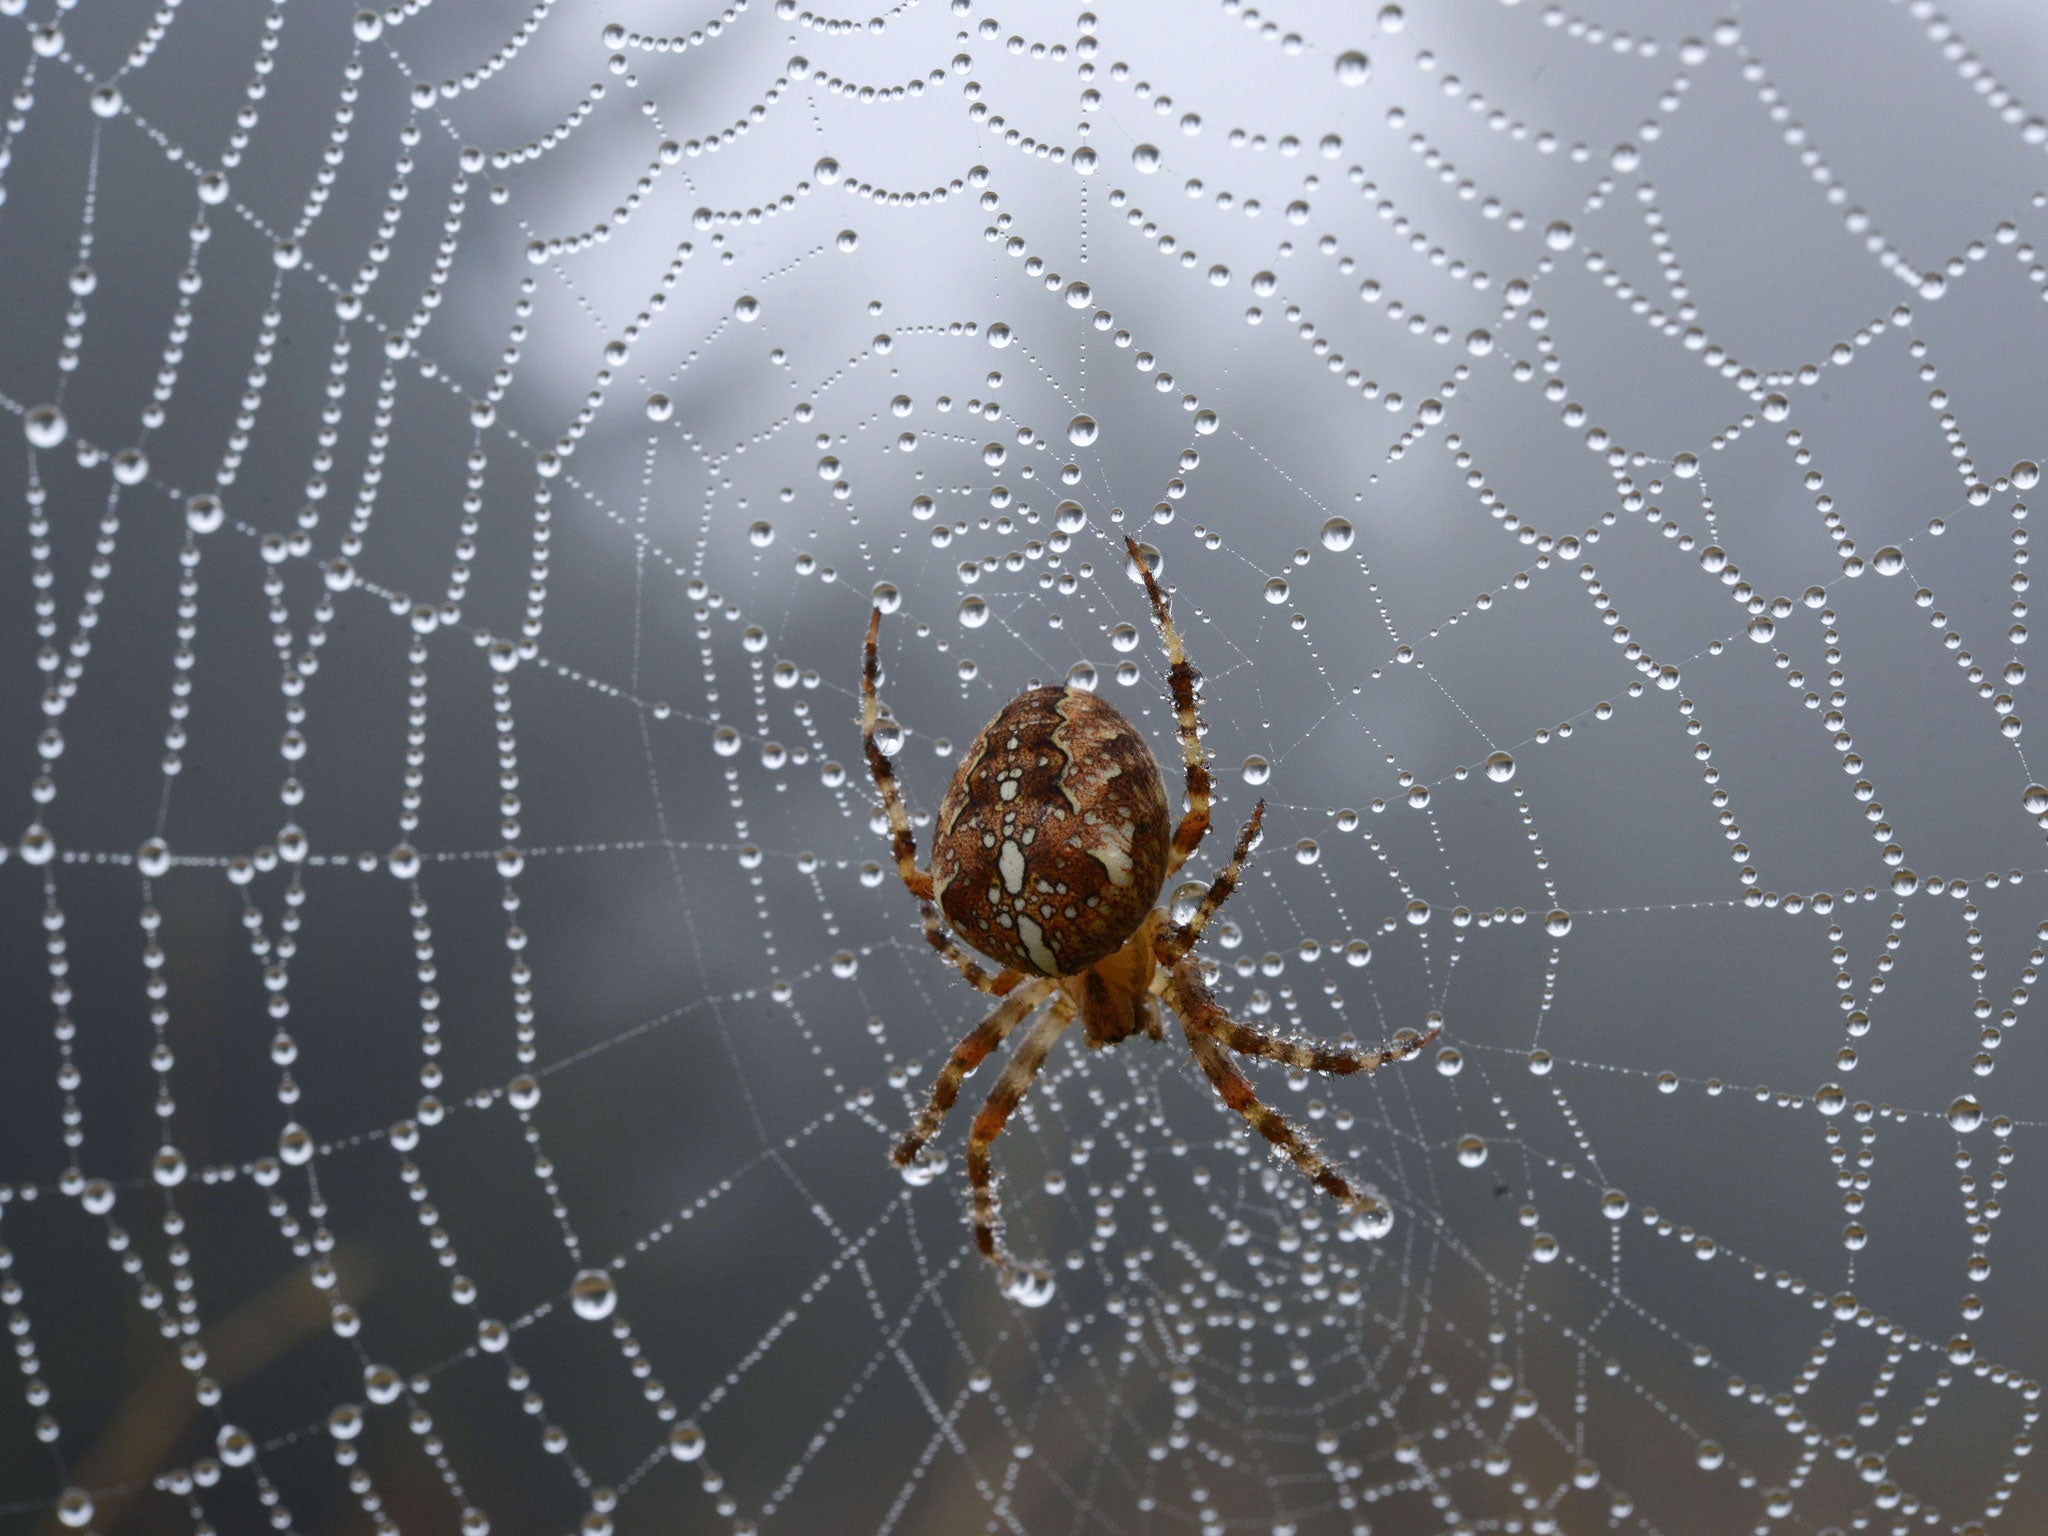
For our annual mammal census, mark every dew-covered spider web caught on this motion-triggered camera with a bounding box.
[5,0,2048,1531]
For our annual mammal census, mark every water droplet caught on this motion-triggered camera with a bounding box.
[1948,1095,1983,1133]
[570,1269,617,1320]
[56,1489,95,1528]
[1055,500,1087,533]
[668,1423,706,1461]
[1545,909,1573,938]
[748,521,774,547]
[1344,939,1371,967]
[24,405,67,449]
[1063,280,1092,308]
[388,842,421,878]
[90,83,122,118]
[138,838,171,878]
[1294,839,1319,865]
[152,1146,187,1186]
[1346,1199,1394,1241]
[1066,414,1098,447]
[1002,1266,1056,1307]
[217,1425,255,1467]
[1131,143,1161,172]
[1072,146,1098,175]
[1545,220,1576,252]
[1334,50,1371,86]
[1240,756,1271,786]
[959,596,989,628]
[1484,752,1516,783]
[1263,577,1289,604]
[1320,517,1354,551]
[1455,1135,1488,1168]
[1872,546,1905,576]
[646,393,673,422]
[1600,1189,1629,1220]
[836,228,860,252]
[734,294,761,321]
[1747,615,1776,643]
[186,494,225,534]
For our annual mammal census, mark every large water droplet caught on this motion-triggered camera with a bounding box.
[570,1269,617,1320]
[24,405,67,449]
[1002,1266,1056,1307]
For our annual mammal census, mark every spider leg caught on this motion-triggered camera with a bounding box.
[966,999,1075,1276]
[1124,536,1212,878]
[1213,1011,1440,1076]
[892,977,1057,1168]
[1164,956,1373,1209]
[1159,799,1264,966]
[864,607,1023,998]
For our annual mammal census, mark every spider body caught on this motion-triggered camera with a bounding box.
[862,537,1439,1291]
[930,684,1170,981]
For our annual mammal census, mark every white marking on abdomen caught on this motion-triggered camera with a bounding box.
[1016,914,1060,973]
[1089,821,1137,887]
[999,839,1026,894]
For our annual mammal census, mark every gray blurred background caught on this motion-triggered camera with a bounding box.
[3,1,2047,1531]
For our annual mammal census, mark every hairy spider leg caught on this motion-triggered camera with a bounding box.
[1165,957,1374,1209]
[1124,536,1212,878]
[1160,799,1264,966]
[892,977,1057,1168]
[863,608,1023,999]
[1212,1009,1441,1076]
[967,1000,1075,1275]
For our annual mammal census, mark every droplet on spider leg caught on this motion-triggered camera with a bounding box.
[1169,882,1207,926]
[899,1154,944,1187]
[1341,1198,1394,1243]
[1001,1266,1056,1308]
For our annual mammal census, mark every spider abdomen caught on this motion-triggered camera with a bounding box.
[930,685,1171,977]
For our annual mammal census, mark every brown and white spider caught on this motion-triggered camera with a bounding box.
[860,536,1439,1292]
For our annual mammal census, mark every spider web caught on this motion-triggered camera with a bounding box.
[1,0,2045,1531]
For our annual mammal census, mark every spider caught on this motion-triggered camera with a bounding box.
[860,536,1439,1290]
